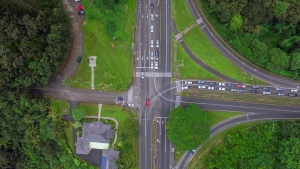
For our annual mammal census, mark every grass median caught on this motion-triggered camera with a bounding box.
[71,0,135,92]
[183,27,266,85]
[188,121,263,168]
[174,110,242,162]
[172,0,195,32]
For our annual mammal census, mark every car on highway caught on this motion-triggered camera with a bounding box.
[156,40,159,48]
[236,83,246,88]
[77,56,82,63]
[218,83,225,86]
[141,72,144,79]
[150,3,154,11]
[250,90,257,94]
[150,25,154,32]
[150,52,154,60]
[198,80,205,84]
[231,88,238,92]
[263,91,271,95]
[155,62,158,69]
[238,89,247,93]
[181,86,188,90]
[208,82,216,86]
[151,14,154,20]
[198,85,206,89]
[263,87,271,91]
[276,88,285,91]
[208,86,215,90]
[150,61,154,69]
[219,87,225,91]
[227,83,235,87]
[146,99,150,108]
[155,50,159,57]
[184,81,192,84]
[75,0,81,1]
[189,150,195,156]
[252,85,259,89]
[291,89,298,92]
[151,40,154,47]
[288,93,297,97]
[277,93,285,96]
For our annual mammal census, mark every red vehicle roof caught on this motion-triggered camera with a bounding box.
[146,99,150,108]
[77,5,84,11]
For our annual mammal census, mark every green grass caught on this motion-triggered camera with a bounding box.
[174,111,242,162]
[48,97,70,115]
[188,121,264,169]
[183,27,266,85]
[71,0,135,92]
[79,103,130,124]
[172,0,195,32]
[177,43,221,80]
[63,121,74,152]
[208,111,243,126]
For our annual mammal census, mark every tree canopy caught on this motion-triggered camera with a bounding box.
[166,104,210,151]
[201,0,300,79]
[72,106,87,121]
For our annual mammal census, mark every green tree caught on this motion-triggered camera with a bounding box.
[166,104,210,151]
[279,137,300,168]
[268,48,290,70]
[274,1,290,17]
[230,13,243,31]
[290,52,300,71]
[72,106,87,121]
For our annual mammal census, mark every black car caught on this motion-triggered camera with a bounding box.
[150,3,154,11]
[288,93,297,97]
[208,82,216,86]
[263,87,271,91]
[250,90,257,93]
[77,56,82,63]
[117,97,124,101]
[155,50,159,57]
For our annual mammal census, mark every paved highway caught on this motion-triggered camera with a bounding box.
[185,0,300,88]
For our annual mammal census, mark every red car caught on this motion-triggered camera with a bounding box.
[146,99,150,108]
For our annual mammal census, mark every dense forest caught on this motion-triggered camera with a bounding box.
[203,121,300,168]
[201,0,300,79]
[0,0,93,168]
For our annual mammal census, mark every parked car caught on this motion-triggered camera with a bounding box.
[219,83,225,86]
[277,93,285,96]
[288,93,297,97]
[231,88,238,92]
[198,80,205,84]
[227,83,235,87]
[250,90,257,94]
[117,97,124,101]
[77,56,82,63]
[208,82,216,86]
[181,86,188,90]
[208,86,215,90]
[263,91,271,95]
[291,89,298,92]
[198,86,206,89]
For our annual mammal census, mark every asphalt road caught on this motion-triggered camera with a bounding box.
[185,0,300,88]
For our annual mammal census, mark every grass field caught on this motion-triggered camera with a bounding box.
[79,103,130,124]
[176,43,221,80]
[172,0,195,32]
[183,89,300,106]
[187,121,263,168]
[174,110,242,162]
[71,0,135,92]
[183,27,266,85]
[48,97,70,115]
[63,121,74,152]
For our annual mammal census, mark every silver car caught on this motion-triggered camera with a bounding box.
[156,40,159,48]
[151,40,154,48]
[150,25,154,32]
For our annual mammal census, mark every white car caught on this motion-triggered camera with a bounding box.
[151,40,154,48]
[291,89,298,92]
[263,91,271,95]
[150,52,154,60]
[155,62,158,69]
[141,72,144,79]
[219,83,225,86]
[156,40,159,48]
[151,14,154,20]
[198,86,206,89]
[150,25,154,32]
[219,87,225,91]
[181,86,188,90]
[208,86,215,90]
[184,81,192,84]
[150,61,154,69]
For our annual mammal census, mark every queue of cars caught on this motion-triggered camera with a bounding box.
[181,81,298,97]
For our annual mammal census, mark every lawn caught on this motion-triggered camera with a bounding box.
[183,27,266,85]
[63,121,74,152]
[172,0,195,32]
[176,43,221,81]
[174,111,242,162]
[188,121,263,169]
[48,97,70,115]
[79,103,130,124]
[71,0,135,92]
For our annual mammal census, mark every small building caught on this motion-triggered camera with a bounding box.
[76,121,115,154]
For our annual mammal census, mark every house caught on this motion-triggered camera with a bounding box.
[76,121,115,155]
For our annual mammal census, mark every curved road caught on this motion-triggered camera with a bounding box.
[185,0,300,88]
